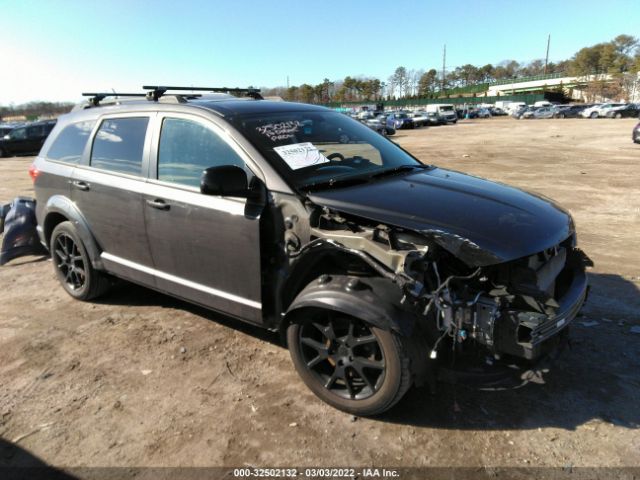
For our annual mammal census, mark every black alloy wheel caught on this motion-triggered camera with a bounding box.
[287,308,411,415]
[298,314,385,400]
[50,221,110,300]
[53,232,85,291]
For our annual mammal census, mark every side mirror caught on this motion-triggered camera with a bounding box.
[200,165,248,197]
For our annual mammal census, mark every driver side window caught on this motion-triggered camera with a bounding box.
[158,117,245,188]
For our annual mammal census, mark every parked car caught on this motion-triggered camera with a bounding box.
[605,103,640,118]
[458,108,479,119]
[476,108,492,119]
[515,106,537,119]
[386,112,415,129]
[0,87,591,416]
[522,106,558,119]
[511,105,529,118]
[489,107,507,116]
[581,103,625,118]
[363,118,395,136]
[553,105,588,118]
[409,111,429,127]
[633,121,640,143]
[0,120,56,157]
[425,111,445,126]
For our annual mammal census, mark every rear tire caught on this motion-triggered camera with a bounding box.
[287,310,411,416]
[615,113,622,119]
[50,221,110,301]
[590,112,598,119]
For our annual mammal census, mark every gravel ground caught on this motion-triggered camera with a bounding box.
[0,117,638,475]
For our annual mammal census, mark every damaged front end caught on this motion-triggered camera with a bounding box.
[0,197,47,265]
[304,207,592,385]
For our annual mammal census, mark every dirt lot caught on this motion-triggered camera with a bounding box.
[0,118,639,474]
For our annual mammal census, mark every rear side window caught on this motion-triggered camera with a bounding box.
[91,117,149,175]
[27,125,43,137]
[47,121,95,164]
[157,117,245,188]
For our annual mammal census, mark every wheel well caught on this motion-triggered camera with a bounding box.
[44,212,68,247]
[277,249,381,337]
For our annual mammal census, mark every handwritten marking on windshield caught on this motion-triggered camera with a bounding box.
[256,121,301,142]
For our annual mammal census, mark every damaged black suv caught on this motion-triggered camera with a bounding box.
[1,87,591,415]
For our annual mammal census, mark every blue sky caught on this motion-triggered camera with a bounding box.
[1,0,639,104]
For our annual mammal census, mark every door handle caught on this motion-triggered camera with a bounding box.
[146,198,170,211]
[71,180,90,191]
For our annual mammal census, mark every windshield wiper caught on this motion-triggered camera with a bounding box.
[369,164,426,179]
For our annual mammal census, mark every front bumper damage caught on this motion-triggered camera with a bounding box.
[305,209,592,386]
[0,197,46,265]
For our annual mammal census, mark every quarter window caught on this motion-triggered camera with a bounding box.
[47,121,96,164]
[91,117,149,175]
[158,117,245,188]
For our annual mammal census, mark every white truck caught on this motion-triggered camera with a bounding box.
[425,104,457,123]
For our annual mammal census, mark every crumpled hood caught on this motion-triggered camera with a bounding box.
[308,167,574,266]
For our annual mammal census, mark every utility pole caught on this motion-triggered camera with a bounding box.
[287,76,290,89]
[442,44,446,92]
[544,34,550,74]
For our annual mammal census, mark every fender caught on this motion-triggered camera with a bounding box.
[285,274,416,336]
[42,195,104,270]
[0,197,47,265]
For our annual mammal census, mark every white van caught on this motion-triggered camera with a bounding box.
[505,102,526,113]
[425,104,457,123]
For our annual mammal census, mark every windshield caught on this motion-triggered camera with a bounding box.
[231,110,423,190]
[439,106,454,112]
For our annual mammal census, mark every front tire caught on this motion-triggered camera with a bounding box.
[287,310,411,416]
[50,221,109,300]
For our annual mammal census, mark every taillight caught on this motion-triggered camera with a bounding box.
[28,163,40,182]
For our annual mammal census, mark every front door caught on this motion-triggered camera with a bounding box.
[143,114,264,323]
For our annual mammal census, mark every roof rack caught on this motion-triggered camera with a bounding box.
[142,85,263,101]
[82,92,146,107]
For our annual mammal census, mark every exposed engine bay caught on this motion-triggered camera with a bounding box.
[283,204,592,382]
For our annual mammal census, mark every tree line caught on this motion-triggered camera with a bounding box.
[0,101,75,121]
[262,34,639,103]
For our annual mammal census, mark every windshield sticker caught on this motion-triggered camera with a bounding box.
[256,121,301,142]
[274,142,330,170]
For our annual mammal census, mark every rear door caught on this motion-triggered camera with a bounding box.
[142,113,264,323]
[71,114,156,286]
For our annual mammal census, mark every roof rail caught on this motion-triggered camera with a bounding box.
[142,85,263,101]
[82,92,146,106]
